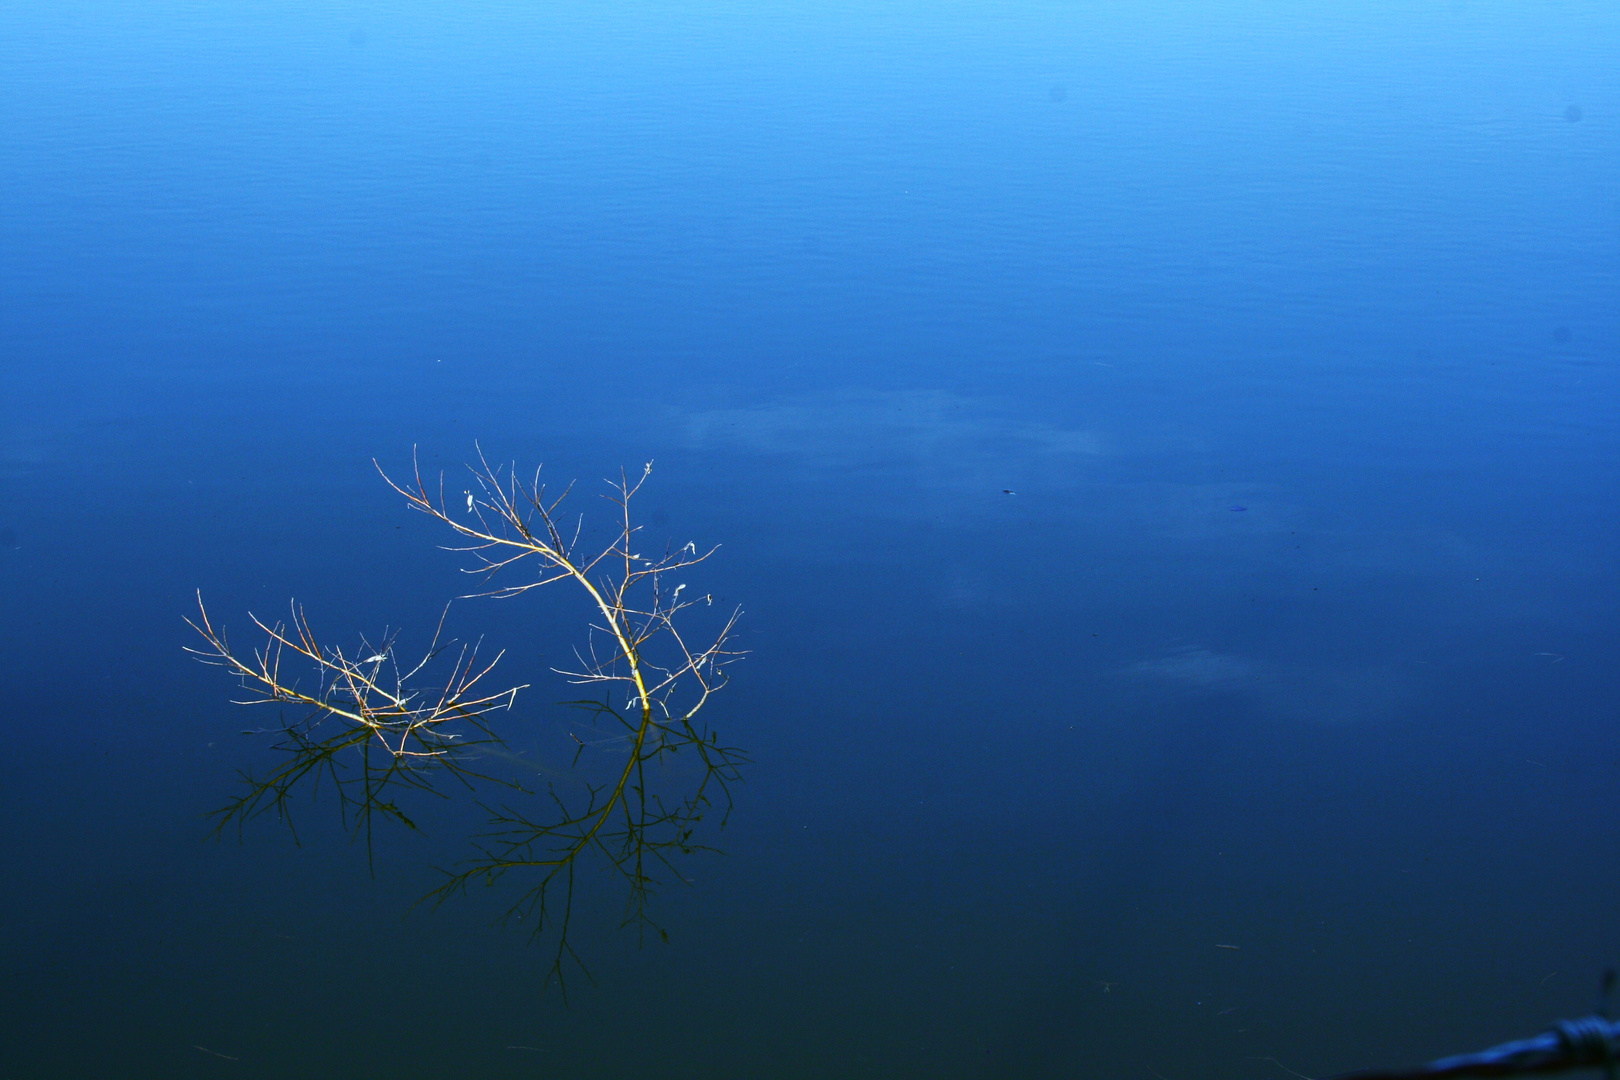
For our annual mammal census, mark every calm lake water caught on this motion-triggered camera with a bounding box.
[1,2,1616,1077]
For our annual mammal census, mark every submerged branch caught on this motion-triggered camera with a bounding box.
[192,450,745,993]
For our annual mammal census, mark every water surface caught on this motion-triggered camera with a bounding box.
[1,2,1616,1077]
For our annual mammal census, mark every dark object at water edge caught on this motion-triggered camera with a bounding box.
[1333,1015,1620,1079]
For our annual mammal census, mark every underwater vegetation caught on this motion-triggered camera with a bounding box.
[189,450,746,994]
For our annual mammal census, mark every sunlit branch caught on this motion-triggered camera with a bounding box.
[191,449,745,995]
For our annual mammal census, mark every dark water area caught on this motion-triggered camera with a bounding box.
[1,2,1616,1077]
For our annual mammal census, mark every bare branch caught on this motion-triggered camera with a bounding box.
[192,451,745,994]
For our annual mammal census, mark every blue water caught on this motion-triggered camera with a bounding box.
[2,2,1616,1076]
